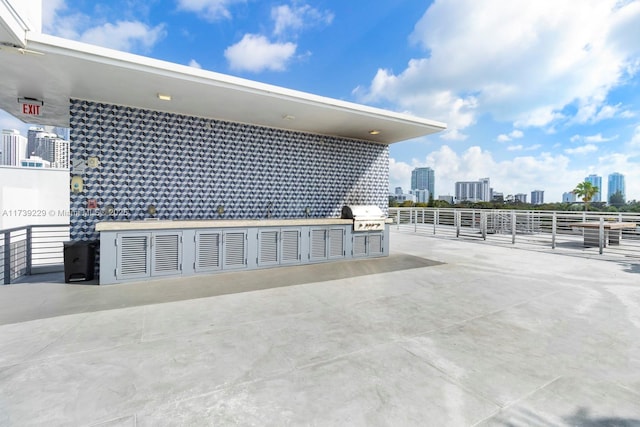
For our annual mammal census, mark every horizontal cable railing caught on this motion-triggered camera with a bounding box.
[389,208,640,261]
[0,224,70,284]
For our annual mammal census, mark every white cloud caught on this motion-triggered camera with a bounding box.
[41,0,67,30]
[564,144,598,155]
[388,158,414,192]
[188,59,202,68]
[272,4,334,36]
[440,129,469,141]
[41,1,165,53]
[79,21,166,52]
[176,0,245,21]
[223,3,332,73]
[359,0,640,137]
[425,145,497,186]
[361,66,479,136]
[42,0,85,39]
[497,129,524,142]
[591,103,621,122]
[506,143,542,151]
[510,130,524,139]
[584,133,618,143]
[571,133,619,143]
[513,108,566,129]
[225,34,296,72]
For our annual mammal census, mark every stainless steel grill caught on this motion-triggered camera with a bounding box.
[341,205,387,232]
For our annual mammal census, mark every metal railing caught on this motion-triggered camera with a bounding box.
[0,224,70,284]
[389,208,640,261]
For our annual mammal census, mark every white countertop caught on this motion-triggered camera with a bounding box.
[95,218,354,231]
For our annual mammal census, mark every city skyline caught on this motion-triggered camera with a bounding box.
[1,127,70,169]
[395,170,626,204]
[0,1,639,202]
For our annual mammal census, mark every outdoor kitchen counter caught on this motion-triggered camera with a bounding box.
[95,217,389,284]
[96,218,353,231]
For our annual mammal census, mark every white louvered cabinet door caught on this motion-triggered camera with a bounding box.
[195,231,222,272]
[258,230,279,266]
[280,229,301,264]
[116,233,151,280]
[223,230,247,269]
[151,232,182,276]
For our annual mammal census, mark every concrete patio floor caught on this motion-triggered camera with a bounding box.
[1,231,639,426]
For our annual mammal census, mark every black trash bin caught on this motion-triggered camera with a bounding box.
[64,240,97,283]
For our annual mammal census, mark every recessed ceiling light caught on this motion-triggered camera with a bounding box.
[369,130,381,135]
[157,93,172,101]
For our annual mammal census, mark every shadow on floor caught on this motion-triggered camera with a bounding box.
[12,271,67,285]
[554,240,590,250]
[487,406,640,427]
[564,407,640,427]
[622,262,640,274]
[0,254,442,325]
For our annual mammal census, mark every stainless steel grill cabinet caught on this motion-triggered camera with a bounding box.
[341,205,387,231]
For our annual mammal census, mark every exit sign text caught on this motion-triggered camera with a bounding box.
[22,104,41,115]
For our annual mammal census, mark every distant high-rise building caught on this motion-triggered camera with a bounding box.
[49,137,70,169]
[562,192,577,203]
[585,174,602,202]
[46,126,69,140]
[394,187,403,195]
[27,129,69,168]
[531,190,544,205]
[455,177,491,202]
[1,129,28,166]
[607,172,625,204]
[515,193,527,203]
[411,167,435,196]
[479,178,490,201]
[413,189,430,203]
[26,127,44,157]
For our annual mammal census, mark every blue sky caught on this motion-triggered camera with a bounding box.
[2,0,640,202]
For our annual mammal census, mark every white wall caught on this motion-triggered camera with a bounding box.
[0,166,68,229]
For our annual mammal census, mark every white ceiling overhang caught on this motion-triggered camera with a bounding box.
[0,0,28,48]
[0,30,446,144]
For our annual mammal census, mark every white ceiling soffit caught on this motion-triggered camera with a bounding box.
[0,0,29,47]
[0,32,446,144]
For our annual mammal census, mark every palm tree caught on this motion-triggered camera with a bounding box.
[573,181,599,211]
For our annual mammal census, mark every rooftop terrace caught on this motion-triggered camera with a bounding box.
[0,230,639,425]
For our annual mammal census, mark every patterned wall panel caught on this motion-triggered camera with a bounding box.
[69,99,389,241]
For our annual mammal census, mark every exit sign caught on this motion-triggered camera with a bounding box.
[22,103,41,115]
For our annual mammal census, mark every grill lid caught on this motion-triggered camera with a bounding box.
[341,205,386,220]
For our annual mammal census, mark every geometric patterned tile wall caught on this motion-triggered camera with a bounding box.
[69,99,389,241]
